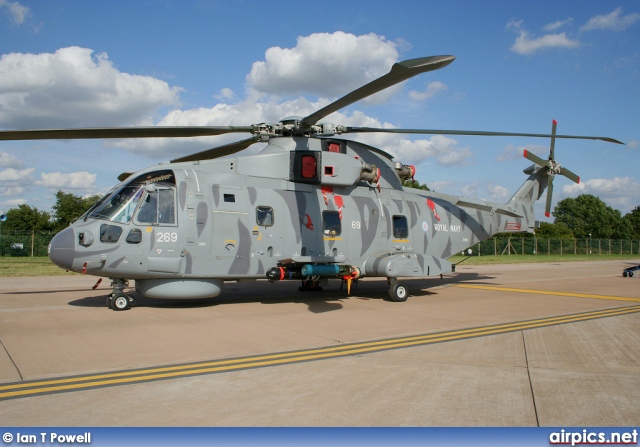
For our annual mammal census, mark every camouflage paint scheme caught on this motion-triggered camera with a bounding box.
[48,135,547,300]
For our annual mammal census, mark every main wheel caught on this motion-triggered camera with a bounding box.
[111,293,131,311]
[388,281,409,302]
[629,271,635,278]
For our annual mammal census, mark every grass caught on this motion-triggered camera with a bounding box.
[0,256,79,277]
[0,254,639,277]
[448,253,640,265]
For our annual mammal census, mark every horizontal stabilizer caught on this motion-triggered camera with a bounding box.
[494,207,523,218]
[456,198,493,212]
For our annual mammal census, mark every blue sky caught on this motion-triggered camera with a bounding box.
[0,0,638,221]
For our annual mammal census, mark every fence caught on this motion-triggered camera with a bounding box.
[0,231,54,257]
[1,231,639,258]
[473,237,640,256]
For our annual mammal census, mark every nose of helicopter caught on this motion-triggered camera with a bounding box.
[48,227,75,270]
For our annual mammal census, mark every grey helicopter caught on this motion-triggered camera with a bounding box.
[0,55,623,310]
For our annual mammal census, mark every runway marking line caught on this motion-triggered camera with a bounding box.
[1,305,639,401]
[455,284,640,303]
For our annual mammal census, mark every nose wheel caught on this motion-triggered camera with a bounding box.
[107,278,134,311]
[108,292,134,311]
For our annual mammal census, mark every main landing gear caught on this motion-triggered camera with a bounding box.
[387,278,409,302]
[107,278,135,311]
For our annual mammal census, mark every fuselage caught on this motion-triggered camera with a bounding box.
[48,136,530,299]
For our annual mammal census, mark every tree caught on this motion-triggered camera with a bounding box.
[535,222,574,238]
[623,206,640,239]
[553,194,630,239]
[1,204,53,233]
[51,190,102,233]
[402,179,430,191]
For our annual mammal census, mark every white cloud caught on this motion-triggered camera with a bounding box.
[511,31,580,55]
[497,144,547,162]
[543,18,573,32]
[487,183,510,202]
[0,151,23,168]
[0,0,29,25]
[461,182,481,198]
[580,7,640,32]
[0,167,34,182]
[507,19,580,55]
[0,167,34,199]
[0,35,470,185]
[408,81,447,102]
[246,32,399,101]
[215,88,236,101]
[1,186,23,196]
[0,198,26,207]
[385,135,473,167]
[0,46,181,128]
[562,176,640,214]
[36,171,97,190]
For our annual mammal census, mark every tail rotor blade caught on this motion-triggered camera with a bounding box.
[523,149,547,166]
[549,119,557,160]
[560,166,580,184]
[545,178,554,218]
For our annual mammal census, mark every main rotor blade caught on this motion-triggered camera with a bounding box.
[171,137,258,163]
[0,126,253,141]
[300,55,456,127]
[343,127,625,145]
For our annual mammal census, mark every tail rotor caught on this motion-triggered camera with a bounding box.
[523,120,580,217]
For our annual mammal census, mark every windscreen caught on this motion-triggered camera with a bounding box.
[88,170,175,223]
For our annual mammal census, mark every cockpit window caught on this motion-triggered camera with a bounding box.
[135,187,176,225]
[88,170,175,224]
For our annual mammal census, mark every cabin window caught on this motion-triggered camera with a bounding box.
[322,211,341,236]
[100,224,123,243]
[256,206,274,227]
[223,194,235,203]
[126,228,142,244]
[392,215,409,238]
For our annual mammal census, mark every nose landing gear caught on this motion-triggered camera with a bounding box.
[107,278,135,311]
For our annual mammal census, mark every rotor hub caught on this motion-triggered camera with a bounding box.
[547,159,561,176]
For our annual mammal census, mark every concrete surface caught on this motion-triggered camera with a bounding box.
[0,259,639,426]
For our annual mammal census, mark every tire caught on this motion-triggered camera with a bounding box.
[111,293,131,311]
[623,271,628,277]
[388,281,409,302]
[630,271,635,278]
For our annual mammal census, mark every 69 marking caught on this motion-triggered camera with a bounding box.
[156,232,178,243]
[351,221,361,230]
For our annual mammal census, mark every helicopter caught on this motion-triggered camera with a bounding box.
[0,55,623,310]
